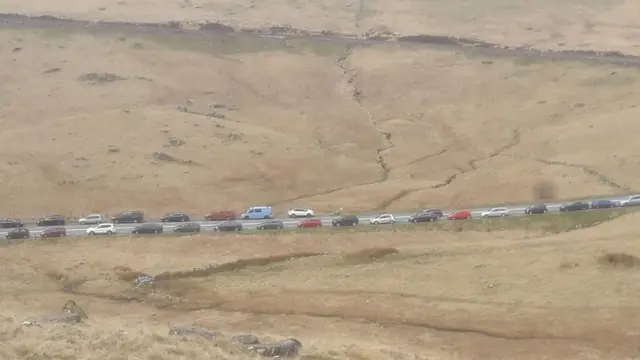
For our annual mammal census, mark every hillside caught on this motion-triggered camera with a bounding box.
[1,20,639,218]
[1,0,639,55]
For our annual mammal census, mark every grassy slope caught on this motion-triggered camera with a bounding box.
[3,212,640,359]
[1,28,640,218]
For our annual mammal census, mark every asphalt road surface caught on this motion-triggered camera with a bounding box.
[1,195,635,239]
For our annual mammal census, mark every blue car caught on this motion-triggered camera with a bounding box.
[240,206,273,220]
[590,199,617,209]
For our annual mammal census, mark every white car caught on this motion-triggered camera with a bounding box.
[287,208,315,218]
[369,214,395,225]
[620,195,640,207]
[86,223,116,236]
[481,207,510,218]
[79,213,103,225]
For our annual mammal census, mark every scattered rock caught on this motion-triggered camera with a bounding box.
[168,137,186,147]
[43,67,61,74]
[78,72,127,84]
[153,151,177,162]
[23,300,88,327]
[206,112,226,119]
[108,146,120,153]
[249,338,302,358]
[133,275,155,288]
[168,325,218,340]
[232,334,261,345]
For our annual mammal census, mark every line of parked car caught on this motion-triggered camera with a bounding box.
[3,196,640,241]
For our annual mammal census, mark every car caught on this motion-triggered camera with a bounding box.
[131,223,163,234]
[111,210,144,224]
[369,214,395,225]
[590,199,617,209]
[422,208,444,218]
[524,204,548,214]
[6,228,30,239]
[481,207,510,218]
[78,213,104,225]
[408,212,439,223]
[0,218,24,228]
[447,210,472,220]
[257,219,284,230]
[213,220,243,232]
[332,215,359,227]
[36,215,65,226]
[559,201,590,212]
[86,223,116,236]
[5,228,30,240]
[41,227,66,238]
[204,210,236,221]
[297,218,322,228]
[287,208,315,218]
[621,195,640,207]
[173,222,201,233]
[160,212,191,222]
[240,206,273,220]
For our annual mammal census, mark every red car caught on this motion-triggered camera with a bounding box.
[447,210,472,220]
[297,218,322,228]
[41,227,67,238]
[204,210,236,221]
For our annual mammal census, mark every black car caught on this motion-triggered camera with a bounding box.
[173,222,201,233]
[131,223,163,234]
[36,215,65,226]
[160,212,191,222]
[112,210,144,224]
[590,199,617,209]
[214,220,243,232]
[257,219,284,230]
[524,204,548,214]
[332,215,359,227]
[0,218,24,228]
[559,201,590,212]
[6,227,30,240]
[409,212,439,223]
[422,208,443,218]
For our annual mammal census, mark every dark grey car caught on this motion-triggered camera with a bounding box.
[132,223,163,234]
[214,220,243,232]
[161,212,191,222]
[409,212,439,223]
[524,204,548,214]
[332,215,359,227]
[257,219,284,230]
[112,210,144,224]
[173,222,200,233]
[0,218,24,228]
[559,201,590,212]
[422,208,443,218]
[36,215,65,226]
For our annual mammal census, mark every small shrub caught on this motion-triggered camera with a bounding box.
[597,253,640,269]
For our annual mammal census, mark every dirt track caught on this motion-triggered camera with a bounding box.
[3,13,640,67]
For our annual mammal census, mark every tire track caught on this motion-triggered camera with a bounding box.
[377,129,521,210]
[74,290,586,342]
[529,158,634,193]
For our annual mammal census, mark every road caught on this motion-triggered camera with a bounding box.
[1,195,635,239]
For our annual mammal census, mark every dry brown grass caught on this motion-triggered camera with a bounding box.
[3,213,640,359]
[3,0,640,56]
[1,25,640,218]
